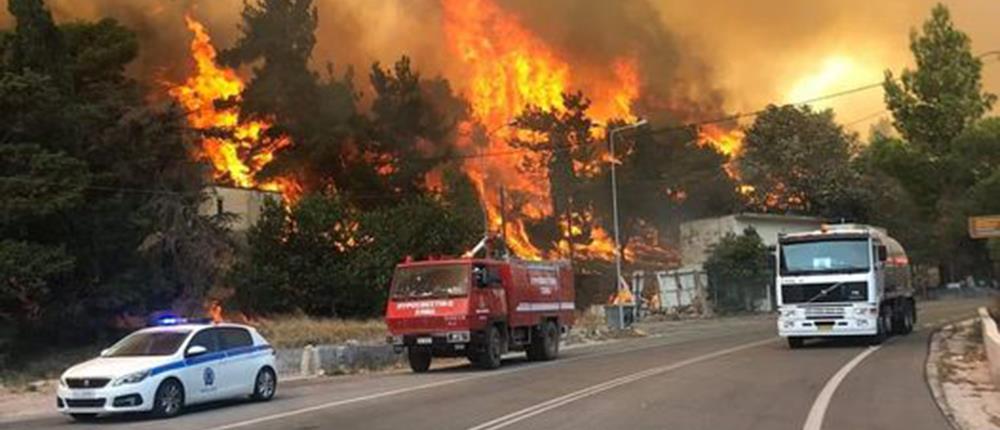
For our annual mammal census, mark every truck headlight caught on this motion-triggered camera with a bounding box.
[781,309,796,318]
[112,370,150,386]
[854,306,877,316]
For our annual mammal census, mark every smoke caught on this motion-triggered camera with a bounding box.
[2,0,998,130]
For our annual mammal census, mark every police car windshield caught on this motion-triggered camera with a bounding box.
[106,331,191,357]
[391,265,470,299]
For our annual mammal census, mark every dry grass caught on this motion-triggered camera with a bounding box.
[253,316,387,349]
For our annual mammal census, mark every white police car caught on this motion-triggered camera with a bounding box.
[56,319,277,421]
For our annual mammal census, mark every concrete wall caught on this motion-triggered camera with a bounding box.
[198,186,282,232]
[679,213,824,268]
[275,343,406,378]
[979,307,1000,388]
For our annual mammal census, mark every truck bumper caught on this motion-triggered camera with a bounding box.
[389,331,478,357]
[778,317,878,337]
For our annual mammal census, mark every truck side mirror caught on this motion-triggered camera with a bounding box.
[473,265,489,288]
[877,246,887,262]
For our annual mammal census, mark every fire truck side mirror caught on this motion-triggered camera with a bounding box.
[473,265,489,288]
[473,265,499,288]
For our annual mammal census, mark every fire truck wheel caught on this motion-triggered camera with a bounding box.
[476,325,503,370]
[527,321,560,361]
[408,348,432,373]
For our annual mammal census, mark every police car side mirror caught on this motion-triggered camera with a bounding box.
[186,345,208,357]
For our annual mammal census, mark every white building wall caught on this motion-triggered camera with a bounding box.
[679,213,825,268]
[198,186,282,232]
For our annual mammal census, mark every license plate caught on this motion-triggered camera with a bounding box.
[817,325,833,332]
[417,337,432,345]
[74,390,97,398]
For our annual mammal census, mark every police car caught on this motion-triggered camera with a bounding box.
[56,318,277,421]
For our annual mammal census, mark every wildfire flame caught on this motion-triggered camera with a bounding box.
[443,0,638,261]
[169,16,299,201]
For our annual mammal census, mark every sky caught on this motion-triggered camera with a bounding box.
[2,0,998,138]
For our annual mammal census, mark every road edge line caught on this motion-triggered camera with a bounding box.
[802,344,881,430]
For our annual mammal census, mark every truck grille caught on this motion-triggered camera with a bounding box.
[65,378,110,389]
[782,282,867,304]
[804,306,846,319]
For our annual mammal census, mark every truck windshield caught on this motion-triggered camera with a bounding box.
[780,239,870,275]
[391,265,470,299]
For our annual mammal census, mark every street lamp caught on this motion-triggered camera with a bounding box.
[608,119,647,301]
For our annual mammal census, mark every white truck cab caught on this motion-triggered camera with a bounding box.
[776,224,916,348]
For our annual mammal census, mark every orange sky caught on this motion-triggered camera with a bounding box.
[2,0,998,138]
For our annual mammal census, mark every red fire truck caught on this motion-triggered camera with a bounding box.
[385,238,575,372]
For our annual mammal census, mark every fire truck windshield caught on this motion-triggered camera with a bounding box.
[780,238,871,275]
[391,265,471,299]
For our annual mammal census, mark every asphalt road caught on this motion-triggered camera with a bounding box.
[2,297,989,430]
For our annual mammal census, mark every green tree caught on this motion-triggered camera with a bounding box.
[877,4,998,281]
[0,2,220,355]
[231,193,481,317]
[883,4,996,155]
[738,104,869,219]
[703,228,772,313]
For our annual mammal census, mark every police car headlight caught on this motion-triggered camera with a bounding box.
[112,370,150,386]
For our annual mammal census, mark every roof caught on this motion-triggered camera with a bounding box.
[732,212,827,224]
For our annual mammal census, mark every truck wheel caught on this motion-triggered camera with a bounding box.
[899,302,915,335]
[787,337,804,349]
[527,321,560,361]
[408,347,432,373]
[869,311,889,345]
[476,325,503,370]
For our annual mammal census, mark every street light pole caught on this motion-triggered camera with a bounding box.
[608,119,647,300]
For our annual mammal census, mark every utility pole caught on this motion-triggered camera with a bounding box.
[608,119,647,297]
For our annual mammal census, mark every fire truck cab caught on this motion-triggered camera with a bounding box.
[385,253,574,372]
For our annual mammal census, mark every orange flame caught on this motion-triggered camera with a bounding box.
[169,16,299,201]
[443,0,638,261]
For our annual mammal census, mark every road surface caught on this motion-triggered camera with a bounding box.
[2,297,989,430]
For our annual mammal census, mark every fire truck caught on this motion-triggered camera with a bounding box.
[385,237,575,372]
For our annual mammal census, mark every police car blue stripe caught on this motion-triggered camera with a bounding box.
[149,345,273,376]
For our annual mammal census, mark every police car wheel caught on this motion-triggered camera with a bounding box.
[152,378,185,418]
[252,367,277,401]
[69,413,98,421]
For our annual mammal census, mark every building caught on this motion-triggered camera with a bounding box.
[198,186,282,232]
[679,212,825,269]
[638,213,825,313]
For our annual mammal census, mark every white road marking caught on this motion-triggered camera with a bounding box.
[465,338,774,430]
[205,333,775,430]
[802,345,883,430]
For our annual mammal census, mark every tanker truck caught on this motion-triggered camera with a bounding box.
[776,224,916,348]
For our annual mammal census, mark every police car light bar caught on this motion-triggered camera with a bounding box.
[148,314,214,327]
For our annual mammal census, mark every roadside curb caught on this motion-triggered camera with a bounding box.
[924,319,975,430]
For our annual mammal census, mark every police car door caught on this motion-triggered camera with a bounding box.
[180,328,225,403]
[218,327,257,396]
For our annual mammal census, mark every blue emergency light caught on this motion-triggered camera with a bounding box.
[147,311,214,327]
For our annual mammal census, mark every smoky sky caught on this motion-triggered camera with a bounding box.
[2,0,998,131]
